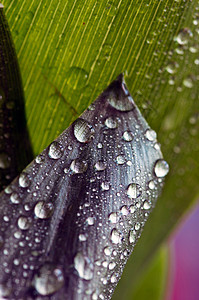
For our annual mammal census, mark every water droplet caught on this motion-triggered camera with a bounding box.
[13,258,20,265]
[195,59,199,65]
[107,90,134,111]
[0,153,10,169]
[79,234,87,241]
[109,262,116,270]
[165,62,179,74]
[183,77,193,88]
[116,155,125,165]
[129,205,136,214]
[120,206,129,216]
[175,28,192,45]
[123,131,133,142]
[101,43,112,61]
[33,264,64,296]
[101,181,110,191]
[10,192,21,204]
[70,159,88,174]
[104,246,111,256]
[189,45,198,53]
[35,154,45,164]
[102,260,108,268]
[48,142,62,159]
[0,283,11,297]
[110,228,122,244]
[95,161,107,171]
[19,173,30,188]
[127,183,142,199]
[97,142,103,149]
[74,118,95,143]
[145,129,157,141]
[86,217,94,225]
[135,222,140,230]
[14,230,22,239]
[129,231,136,244]
[154,159,169,177]
[18,216,31,230]
[105,117,118,129]
[148,180,155,189]
[4,186,12,194]
[143,201,151,210]
[34,201,54,219]
[66,67,88,90]
[110,274,117,283]
[92,292,98,300]
[109,212,118,223]
[74,253,94,280]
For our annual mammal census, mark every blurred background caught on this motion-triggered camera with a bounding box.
[166,202,199,300]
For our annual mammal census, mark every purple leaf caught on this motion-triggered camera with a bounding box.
[0,74,169,299]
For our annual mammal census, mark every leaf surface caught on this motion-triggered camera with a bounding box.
[0,76,168,299]
[1,0,199,298]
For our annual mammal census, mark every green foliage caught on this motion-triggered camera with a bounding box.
[2,0,199,298]
[126,246,169,300]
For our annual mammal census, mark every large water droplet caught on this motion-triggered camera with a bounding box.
[34,201,54,219]
[18,216,31,230]
[74,118,95,143]
[104,246,111,256]
[95,161,107,171]
[66,67,88,90]
[148,180,155,190]
[108,212,119,223]
[143,201,151,210]
[120,205,129,216]
[74,253,94,280]
[10,192,21,204]
[33,264,64,296]
[70,159,88,174]
[127,183,142,199]
[107,91,134,111]
[145,129,157,141]
[19,173,30,188]
[108,262,116,270]
[116,155,125,165]
[48,142,62,159]
[154,159,169,177]
[0,153,10,169]
[105,117,118,129]
[110,228,122,244]
[122,131,133,142]
[175,28,192,45]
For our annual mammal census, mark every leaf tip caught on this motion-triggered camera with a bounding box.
[104,73,135,112]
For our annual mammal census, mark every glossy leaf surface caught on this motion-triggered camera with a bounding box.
[1,0,199,298]
[0,76,167,299]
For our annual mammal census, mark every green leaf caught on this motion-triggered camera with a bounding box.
[2,0,199,298]
[127,246,169,300]
[0,7,33,189]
